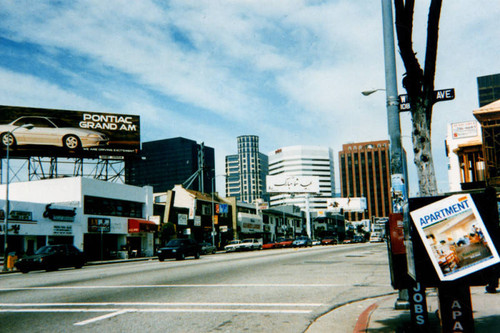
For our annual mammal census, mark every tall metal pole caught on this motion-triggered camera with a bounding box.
[382,0,412,311]
[211,176,215,247]
[2,136,11,271]
[382,0,405,193]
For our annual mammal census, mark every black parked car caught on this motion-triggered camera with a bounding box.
[199,241,217,254]
[157,238,201,261]
[15,244,86,273]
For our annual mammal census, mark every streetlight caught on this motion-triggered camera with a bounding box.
[3,123,34,271]
[361,88,386,96]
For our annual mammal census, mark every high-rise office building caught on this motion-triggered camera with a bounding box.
[225,135,268,203]
[268,145,335,211]
[125,137,215,193]
[478,73,500,107]
[338,140,391,221]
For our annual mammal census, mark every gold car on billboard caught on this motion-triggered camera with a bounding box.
[0,105,140,157]
[0,116,109,150]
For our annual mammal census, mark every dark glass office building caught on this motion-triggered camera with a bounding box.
[478,73,500,107]
[339,140,392,221]
[125,137,215,193]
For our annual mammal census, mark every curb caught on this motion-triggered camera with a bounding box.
[353,301,380,332]
[0,256,156,274]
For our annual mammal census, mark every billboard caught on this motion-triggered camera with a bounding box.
[0,105,140,158]
[266,175,320,193]
[410,194,500,281]
[326,197,367,213]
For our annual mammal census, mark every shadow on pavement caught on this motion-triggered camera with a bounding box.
[367,311,442,333]
[473,315,500,333]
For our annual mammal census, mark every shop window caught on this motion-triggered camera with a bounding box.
[84,196,144,218]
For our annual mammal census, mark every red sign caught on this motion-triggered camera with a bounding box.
[389,213,406,255]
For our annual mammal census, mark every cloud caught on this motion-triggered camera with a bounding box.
[0,68,99,111]
[0,0,498,195]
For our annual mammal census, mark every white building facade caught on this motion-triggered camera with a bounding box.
[0,177,155,260]
[268,145,335,211]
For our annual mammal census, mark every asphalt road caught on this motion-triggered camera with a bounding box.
[0,243,393,332]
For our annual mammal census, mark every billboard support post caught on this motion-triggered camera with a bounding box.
[3,123,34,271]
[305,194,311,238]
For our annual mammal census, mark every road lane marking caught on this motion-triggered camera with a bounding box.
[0,307,312,314]
[72,308,313,326]
[0,305,317,326]
[0,302,323,307]
[74,309,129,326]
[0,283,390,291]
[0,309,115,312]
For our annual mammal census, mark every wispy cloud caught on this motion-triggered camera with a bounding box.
[0,0,498,194]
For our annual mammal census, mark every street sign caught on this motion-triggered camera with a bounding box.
[399,88,455,111]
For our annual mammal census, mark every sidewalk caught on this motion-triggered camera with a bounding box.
[0,256,155,274]
[307,286,500,332]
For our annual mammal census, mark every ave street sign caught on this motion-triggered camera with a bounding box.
[399,88,455,111]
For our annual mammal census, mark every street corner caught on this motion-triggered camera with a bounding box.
[306,295,399,333]
[353,295,409,332]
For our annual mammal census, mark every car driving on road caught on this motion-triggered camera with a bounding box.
[15,244,86,273]
[157,238,201,261]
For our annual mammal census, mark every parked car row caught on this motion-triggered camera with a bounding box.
[224,238,262,252]
[261,236,340,249]
[12,234,359,274]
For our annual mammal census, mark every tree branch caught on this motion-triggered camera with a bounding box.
[394,0,423,104]
[423,0,442,118]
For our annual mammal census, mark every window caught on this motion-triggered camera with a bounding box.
[84,196,144,218]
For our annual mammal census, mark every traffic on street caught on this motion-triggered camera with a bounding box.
[0,243,392,332]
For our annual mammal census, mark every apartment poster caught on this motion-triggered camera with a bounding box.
[410,194,500,281]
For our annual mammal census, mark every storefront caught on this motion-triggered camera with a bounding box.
[0,177,155,260]
[0,201,80,257]
[127,218,158,257]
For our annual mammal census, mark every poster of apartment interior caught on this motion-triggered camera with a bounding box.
[410,194,500,281]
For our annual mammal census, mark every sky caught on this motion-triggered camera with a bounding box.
[0,0,499,197]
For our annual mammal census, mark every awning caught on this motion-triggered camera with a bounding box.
[452,140,482,154]
[473,99,500,122]
[128,219,158,233]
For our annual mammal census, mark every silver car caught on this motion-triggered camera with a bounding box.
[224,240,242,252]
[0,116,109,150]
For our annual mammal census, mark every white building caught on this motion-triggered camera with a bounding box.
[268,145,335,211]
[446,120,483,192]
[0,177,155,259]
